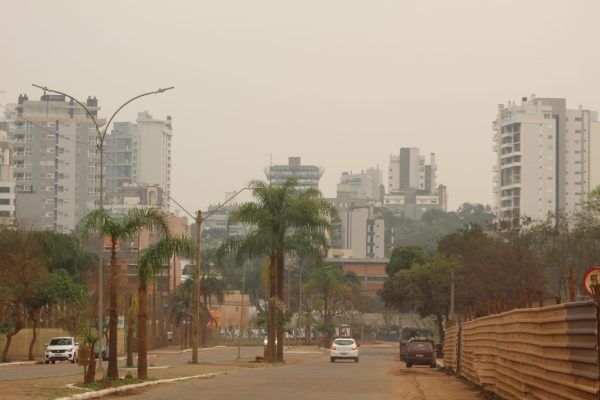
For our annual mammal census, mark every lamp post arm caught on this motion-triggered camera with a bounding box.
[203,186,251,220]
[31,84,101,139]
[102,87,175,142]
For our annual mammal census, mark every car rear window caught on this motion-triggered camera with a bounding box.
[408,342,432,351]
[334,339,354,346]
[49,338,72,346]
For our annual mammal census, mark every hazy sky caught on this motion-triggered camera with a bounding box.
[3,1,600,218]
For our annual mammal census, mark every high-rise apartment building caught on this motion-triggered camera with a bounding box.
[388,148,437,193]
[264,157,324,190]
[0,130,15,227]
[493,95,598,221]
[105,111,172,210]
[338,167,383,202]
[336,206,384,259]
[8,94,102,232]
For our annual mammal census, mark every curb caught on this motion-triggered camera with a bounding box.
[58,371,227,400]
[0,361,42,367]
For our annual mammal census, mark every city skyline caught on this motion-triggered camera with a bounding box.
[2,1,600,216]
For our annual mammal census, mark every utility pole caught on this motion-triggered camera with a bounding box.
[192,210,202,364]
[237,261,247,360]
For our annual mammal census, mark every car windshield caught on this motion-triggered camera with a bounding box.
[49,338,72,346]
[408,342,432,351]
[334,339,354,346]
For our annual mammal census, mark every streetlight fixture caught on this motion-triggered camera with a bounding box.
[155,185,252,364]
[31,84,174,369]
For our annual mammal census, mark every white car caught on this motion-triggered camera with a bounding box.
[330,338,359,363]
[44,337,79,364]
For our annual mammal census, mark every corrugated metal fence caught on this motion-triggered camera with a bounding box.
[443,300,599,400]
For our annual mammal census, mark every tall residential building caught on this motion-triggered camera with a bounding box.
[0,130,15,227]
[336,206,385,259]
[338,167,383,202]
[9,94,102,232]
[493,95,598,221]
[105,111,172,210]
[264,157,324,190]
[388,148,437,193]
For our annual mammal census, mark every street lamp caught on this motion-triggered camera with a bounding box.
[32,84,174,369]
[156,185,252,364]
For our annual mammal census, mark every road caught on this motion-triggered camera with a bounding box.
[0,346,263,381]
[123,344,485,400]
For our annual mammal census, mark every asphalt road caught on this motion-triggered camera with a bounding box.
[0,346,263,381]
[123,345,485,400]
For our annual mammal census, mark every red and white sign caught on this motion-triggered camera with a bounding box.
[582,266,600,300]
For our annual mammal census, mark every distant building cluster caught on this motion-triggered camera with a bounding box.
[493,95,600,221]
[0,93,174,230]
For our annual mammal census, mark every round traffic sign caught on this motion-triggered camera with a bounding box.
[581,266,600,300]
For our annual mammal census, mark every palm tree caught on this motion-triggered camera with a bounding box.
[225,179,335,361]
[199,276,226,346]
[80,208,171,380]
[137,236,194,379]
[170,278,194,349]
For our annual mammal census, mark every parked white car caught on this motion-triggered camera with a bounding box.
[330,338,359,363]
[44,337,79,364]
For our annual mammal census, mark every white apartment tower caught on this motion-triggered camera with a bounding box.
[388,148,437,193]
[9,94,102,232]
[493,96,598,221]
[0,130,15,227]
[106,111,172,210]
[338,167,383,202]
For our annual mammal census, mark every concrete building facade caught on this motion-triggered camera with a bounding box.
[264,157,324,190]
[338,167,383,202]
[493,96,598,221]
[105,111,172,210]
[0,130,15,227]
[388,148,437,194]
[9,94,102,232]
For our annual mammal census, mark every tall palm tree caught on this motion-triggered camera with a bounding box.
[225,179,335,362]
[170,278,194,349]
[199,276,226,346]
[137,236,194,379]
[81,208,171,380]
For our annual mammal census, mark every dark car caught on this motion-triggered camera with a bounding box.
[405,340,436,368]
[399,327,434,361]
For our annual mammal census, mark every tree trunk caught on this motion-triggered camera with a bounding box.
[276,251,284,362]
[107,240,119,380]
[265,257,277,362]
[126,318,134,368]
[28,311,39,361]
[137,280,148,380]
[84,343,96,384]
[1,307,23,362]
[435,314,445,344]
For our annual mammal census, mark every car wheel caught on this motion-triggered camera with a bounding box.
[406,363,412,368]
[354,357,359,363]
[51,360,55,364]
[330,357,335,363]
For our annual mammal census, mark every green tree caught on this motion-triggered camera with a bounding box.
[170,278,194,349]
[304,266,360,345]
[137,236,192,379]
[0,230,47,362]
[386,246,428,276]
[225,179,335,362]
[80,208,171,380]
[23,269,83,361]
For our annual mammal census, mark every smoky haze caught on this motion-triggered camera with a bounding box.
[2,0,600,216]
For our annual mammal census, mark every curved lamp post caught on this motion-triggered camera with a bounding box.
[31,84,174,370]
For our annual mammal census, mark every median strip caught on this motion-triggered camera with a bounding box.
[57,371,228,400]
